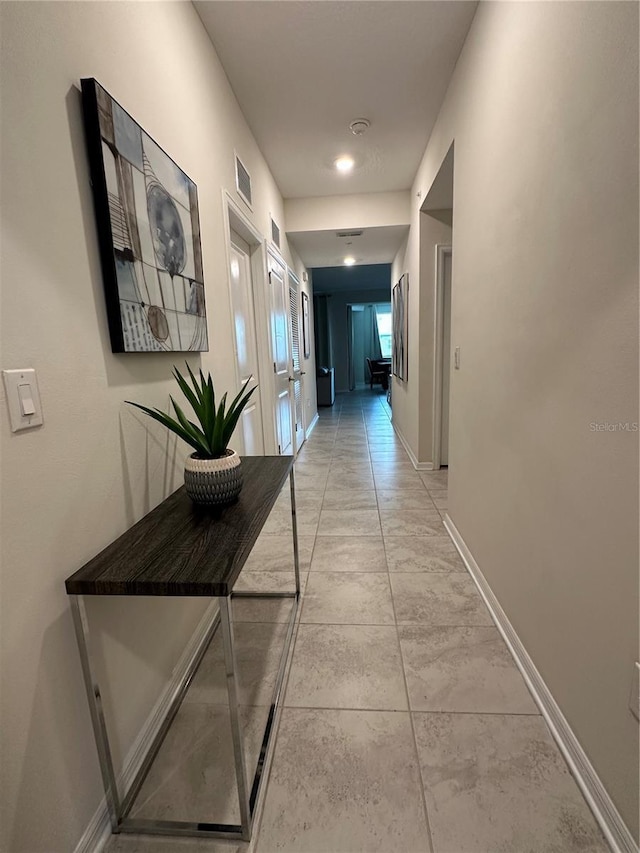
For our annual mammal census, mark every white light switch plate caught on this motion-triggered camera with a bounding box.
[2,368,44,431]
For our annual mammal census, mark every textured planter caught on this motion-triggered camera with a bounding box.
[184,449,243,506]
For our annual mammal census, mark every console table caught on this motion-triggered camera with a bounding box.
[65,456,299,842]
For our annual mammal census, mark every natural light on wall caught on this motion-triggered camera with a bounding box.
[375,306,392,358]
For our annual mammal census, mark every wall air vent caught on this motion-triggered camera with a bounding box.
[235,154,252,208]
[336,230,364,238]
[271,216,281,249]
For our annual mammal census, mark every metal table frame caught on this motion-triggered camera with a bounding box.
[70,469,300,842]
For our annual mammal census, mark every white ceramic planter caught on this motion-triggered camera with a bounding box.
[184,449,243,506]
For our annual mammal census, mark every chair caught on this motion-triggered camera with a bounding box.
[366,357,388,390]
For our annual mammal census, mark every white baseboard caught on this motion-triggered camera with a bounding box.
[443,514,638,853]
[73,602,219,853]
[305,412,319,439]
[391,421,434,471]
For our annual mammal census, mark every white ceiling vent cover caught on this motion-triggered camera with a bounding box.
[235,154,252,208]
[271,217,281,249]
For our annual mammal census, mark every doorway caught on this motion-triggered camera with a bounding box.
[434,245,452,469]
[225,199,270,456]
[347,302,392,392]
[268,252,293,456]
[288,270,305,452]
[228,232,266,454]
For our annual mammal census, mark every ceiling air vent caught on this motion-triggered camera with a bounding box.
[336,230,364,238]
[271,216,281,249]
[235,154,252,208]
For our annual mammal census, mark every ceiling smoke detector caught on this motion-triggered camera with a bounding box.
[349,118,371,136]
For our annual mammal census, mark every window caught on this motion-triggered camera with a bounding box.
[375,306,392,358]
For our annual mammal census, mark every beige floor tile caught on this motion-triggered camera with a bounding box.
[371,456,416,471]
[380,508,446,537]
[187,620,289,707]
[286,624,407,710]
[232,583,302,623]
[243,533,314,572]
[384,535,465,572]
[255,709,430,853]
[413,713,608,853]
[374,471,426,490]
[261,506,320,536]
[130,703,268,826]
[234,569,305,596]
[326,471,375,491]
[399,625,538,713]
[369,448,409,459]
[302,572,395,624]
[329,459,373,476]
[420,470,448,490]
[390,573,493,626]
[293,470,328,492]
[310,535,387,572]
[317,508,381,536]
[429,488,448,509]
[322,489,377,510]
[330,446,372,459]
[376,489,435,510]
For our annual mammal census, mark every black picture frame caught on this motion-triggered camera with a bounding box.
[392,273,408,381]
[81,78,208,353]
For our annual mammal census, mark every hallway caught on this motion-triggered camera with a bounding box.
[107,391,608,853]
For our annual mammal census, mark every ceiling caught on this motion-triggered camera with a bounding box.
[195,1,478,200]
[288,225,409,269]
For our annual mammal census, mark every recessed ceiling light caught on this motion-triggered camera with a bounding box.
[344,256,356,266]
[335,156,355,173]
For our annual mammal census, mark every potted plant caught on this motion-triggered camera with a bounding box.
[127,365,257,506]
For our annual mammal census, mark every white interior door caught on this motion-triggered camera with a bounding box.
[288,273,305,452]
[229,232,265,455]
[268,255,293,456]
[440,250,452,466]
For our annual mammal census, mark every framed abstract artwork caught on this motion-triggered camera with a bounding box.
[81,78,208,352]
[302,291,310,359]
[392,273,408,381]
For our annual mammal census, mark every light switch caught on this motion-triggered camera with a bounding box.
[18,384,36,416]
[2,368,44,431]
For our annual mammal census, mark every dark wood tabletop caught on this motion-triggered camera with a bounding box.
[65,456,294,598]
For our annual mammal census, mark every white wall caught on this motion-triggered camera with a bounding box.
[0,3,306,850]
[397,1,639,836]
[285,190,410,233]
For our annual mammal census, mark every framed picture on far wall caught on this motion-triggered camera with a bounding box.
[392,273,409,381]
[81,78,208,353]
[302,291,311,358]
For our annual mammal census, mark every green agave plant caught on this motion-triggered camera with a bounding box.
[126,364,257,459]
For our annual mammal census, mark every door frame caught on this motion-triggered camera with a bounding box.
[287,268,306,453]
[267,246,295,456]
[432,244,452,470]
[222,190,276,454]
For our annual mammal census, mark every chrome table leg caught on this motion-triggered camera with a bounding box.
[70,595,121,831]
[219,595,251,840]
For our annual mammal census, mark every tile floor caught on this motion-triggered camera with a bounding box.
[106,391,609,853]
